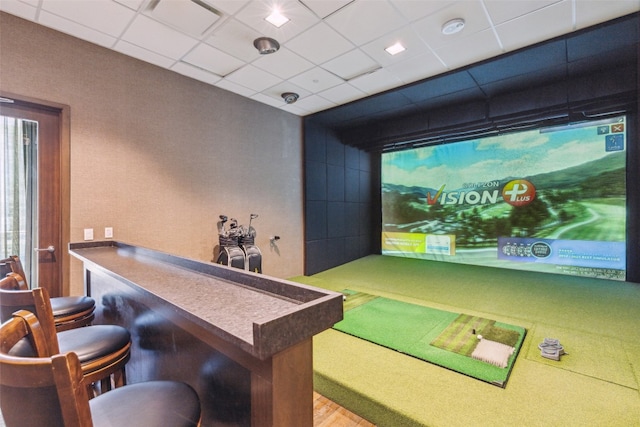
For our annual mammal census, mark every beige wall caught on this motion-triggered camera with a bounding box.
[0,13,305,295]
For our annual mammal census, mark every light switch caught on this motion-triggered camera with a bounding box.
[83,228,94,241]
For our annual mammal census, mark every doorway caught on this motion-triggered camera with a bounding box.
[0,95,68,297]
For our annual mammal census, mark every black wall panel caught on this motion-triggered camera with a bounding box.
[304,126,377,275]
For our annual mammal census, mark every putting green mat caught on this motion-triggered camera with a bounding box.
[334,290,526,387]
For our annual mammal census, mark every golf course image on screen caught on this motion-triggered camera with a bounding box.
[381,115,627,280]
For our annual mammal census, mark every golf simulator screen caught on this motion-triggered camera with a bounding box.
[381,115,628,280]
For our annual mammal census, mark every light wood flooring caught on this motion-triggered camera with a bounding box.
[0,392,374,427]
[314,392,376,427]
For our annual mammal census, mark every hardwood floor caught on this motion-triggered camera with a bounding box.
[314,392,376,427]
[0,392,373,427]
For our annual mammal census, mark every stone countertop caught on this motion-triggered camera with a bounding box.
[69,241,343,359]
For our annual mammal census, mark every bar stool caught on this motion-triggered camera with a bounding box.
[0,310,201,427]
[0,274,131,396]
[0,255,95,331]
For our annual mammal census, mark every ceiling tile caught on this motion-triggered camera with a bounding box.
[122,14,199,60]
[280,102,309,115]
[113,0,145,11]
[203,0,250,16]
[392,0,452,22]
[289,67,344,93]
[233,0,320,43]
[317,83,366,104]
[224,64,282,92]
[299,0,353,19]
[204,19,261,62]
[292,94,338,113]
[495,0,573,51]
[13,0,38,6]
[38,10,117,48]
[171,61,223,85]
[214,78,256,97]
[0,0,37,20]
[286,22,354,65]
[321,48,379,80]
[483,0,562,25]
[182,43,245,76]
[251,92,285,108]
[147,0,222,37]
[348,68,403,95]
[114,40,176,68]
[434,28,502,70]
[40,0,135,37]
[385,52,448,85]
[325,0,407,46]
[253,48,314,80]
[2,0,637,120]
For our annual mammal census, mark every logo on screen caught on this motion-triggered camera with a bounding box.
[502,179,535,207]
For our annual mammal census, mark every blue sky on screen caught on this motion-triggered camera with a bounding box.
[382,116,626,190]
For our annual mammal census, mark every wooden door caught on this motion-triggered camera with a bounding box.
[0,97,65,296]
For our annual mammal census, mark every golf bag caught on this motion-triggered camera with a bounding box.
[238,234,262,274]
[215,216,245,269]
[214,214,262,273]
[217,236,245,270]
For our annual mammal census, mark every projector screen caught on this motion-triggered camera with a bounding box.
[381,115,627,280]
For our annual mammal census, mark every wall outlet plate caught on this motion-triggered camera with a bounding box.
[83,228,94,241]
[105,227,113,238]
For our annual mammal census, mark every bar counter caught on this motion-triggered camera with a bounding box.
[69,241,343,427]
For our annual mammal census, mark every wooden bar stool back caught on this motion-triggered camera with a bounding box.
[0,275,131,396]
[0,255,95,331]
[0,311,202,427]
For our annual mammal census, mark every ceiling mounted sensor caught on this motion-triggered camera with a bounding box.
[442,18,465,35]
[253,37,280,54]
[282,92,299,104]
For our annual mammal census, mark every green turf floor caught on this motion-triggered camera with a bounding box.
[290,255,640,427]
[334,291,525,387]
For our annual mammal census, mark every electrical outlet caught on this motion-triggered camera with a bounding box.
[83,228,94,241]
[105,227,113,239]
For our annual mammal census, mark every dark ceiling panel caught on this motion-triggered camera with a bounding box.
[343,91,414,119]
[480,64,567,97]
[567,16,639,62]
[397,71,479,103]
[413,86,486,111]
[467,40,567,86]
[306,13,638,152]
[568,44,638,76]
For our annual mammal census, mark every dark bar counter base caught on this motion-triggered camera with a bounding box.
[70,241,343,427]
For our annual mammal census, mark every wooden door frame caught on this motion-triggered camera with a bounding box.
[0,91,70,297]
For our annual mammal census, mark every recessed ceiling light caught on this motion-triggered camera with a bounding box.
[385,42,406,56]
[266,9,290,28]
[442,18,465,35]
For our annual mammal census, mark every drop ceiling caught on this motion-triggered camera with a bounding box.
[1,0,638,118]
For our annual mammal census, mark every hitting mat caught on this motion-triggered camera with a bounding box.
[334,290,526,387]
